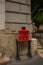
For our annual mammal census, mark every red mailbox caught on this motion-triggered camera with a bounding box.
[18,29,29,42]
[15,27,32,60]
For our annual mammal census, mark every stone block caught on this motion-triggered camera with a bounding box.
[31,38,37,56]
[6,2,19,12]
[0,53,2,59]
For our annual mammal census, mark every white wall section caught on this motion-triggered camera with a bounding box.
[6,13,26,23]
[6,24,33,33]
[21,5,31,13]
[6,2,20,12]
[5,0,32,33]
[10,0,30,4]
[0,0,5,29]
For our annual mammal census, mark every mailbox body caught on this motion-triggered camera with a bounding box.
[18,30,29,42]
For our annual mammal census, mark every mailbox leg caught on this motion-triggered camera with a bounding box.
[15,39,20,60]
[27,41,32,58]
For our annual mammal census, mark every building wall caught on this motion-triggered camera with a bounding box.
[0,0,5,29]
[5,0,33,57]
[0,0,33,57]
[5,0,32,33]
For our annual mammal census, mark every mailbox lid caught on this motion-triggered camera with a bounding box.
[18,30,29,33]
[18,30,29,42]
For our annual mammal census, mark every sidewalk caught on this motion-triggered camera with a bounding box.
[37,39,43,58]
[7,55,37,65]
[7,55,43,65]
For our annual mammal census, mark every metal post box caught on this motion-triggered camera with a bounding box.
[15,27,32,60]
[18,30,29,42]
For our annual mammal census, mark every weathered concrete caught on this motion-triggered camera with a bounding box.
[0,29,32,58]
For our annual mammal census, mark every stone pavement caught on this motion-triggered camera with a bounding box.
[7,55,37,65]
[37,39,43,58]
[0,55,10,65]
[7,55,43,65]
[0,53,33,65]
